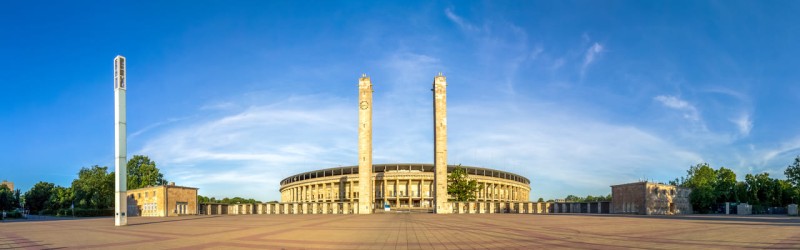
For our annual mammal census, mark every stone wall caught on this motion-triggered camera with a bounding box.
[199,201,553,215]
[611,182,692,215]
[611,183,647,214]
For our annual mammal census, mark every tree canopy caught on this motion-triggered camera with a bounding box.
[71,165,114,209]
[0,184,16,211]
[127,155,168,190]
[447,165,482,201]
[784,156,800,187]
[198,195,260,204]
[675,160,800,213]
[563,194,611,202]
[23,181,56,213]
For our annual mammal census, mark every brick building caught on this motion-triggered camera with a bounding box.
[611,181,692,215]
[127,183,198,217]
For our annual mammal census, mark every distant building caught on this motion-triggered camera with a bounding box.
[126,182,198,217]
[1,180,13,191]
[611,182,692,215]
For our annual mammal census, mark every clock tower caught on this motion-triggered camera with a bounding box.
[357,74,373,214]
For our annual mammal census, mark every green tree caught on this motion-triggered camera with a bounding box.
[745,172,775,206]
[537,197,544,202]
[0,184,13,211]
[12,189,21,209]
[714,167,737,203]
[784,156,800,204]
[48,186,74,211]
[564,195,583,202]
[733,181,748,203]
[127,155,168,190]
[23,181,56,213]
[218,197,260,204]
[447,165,482,201]
[683,163,716,213]
[72,165,114,209]
[784,156,800,187]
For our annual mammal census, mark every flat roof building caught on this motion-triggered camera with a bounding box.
[1,180,13,191]
[611,181,692,215]
[126,183,198,217]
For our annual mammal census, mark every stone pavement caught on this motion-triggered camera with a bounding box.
[2,213,800,249]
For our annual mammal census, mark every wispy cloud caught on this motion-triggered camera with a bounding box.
[448,101,703,198]
[732,113,753,136]
[654,95,701,122]
[581,42,603,76]
[444,8,479,32]
[442,7,531,95]
[137,95,357,199]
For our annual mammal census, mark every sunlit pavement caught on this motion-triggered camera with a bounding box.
[2,213,799,249]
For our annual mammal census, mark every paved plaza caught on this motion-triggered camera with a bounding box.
[2,213,800,249]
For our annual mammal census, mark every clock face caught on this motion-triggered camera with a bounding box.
[360,101,369,110]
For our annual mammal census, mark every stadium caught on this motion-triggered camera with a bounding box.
[280,163,530,210]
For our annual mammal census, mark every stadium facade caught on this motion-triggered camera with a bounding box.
[280,163,531,210]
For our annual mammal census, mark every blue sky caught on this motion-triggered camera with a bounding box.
[2,1,800,201]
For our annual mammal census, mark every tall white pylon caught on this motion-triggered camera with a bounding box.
[114,55,128,226]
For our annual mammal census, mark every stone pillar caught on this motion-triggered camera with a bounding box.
[489,202,495,214]
[468,202,475,214]
[788,204,798,216]
[433,73,450,214]
[343,202,350,214]
[322,203,328,214]
[357,74,373,214]
[383,178,388,208]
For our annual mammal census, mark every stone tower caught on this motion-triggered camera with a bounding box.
[357,74,373,214]
[114,55,128,226]
[433,73,450,214]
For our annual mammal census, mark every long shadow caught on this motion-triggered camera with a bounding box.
[550,213,800,225]
[1,215,110,223]
[128,215,224,226]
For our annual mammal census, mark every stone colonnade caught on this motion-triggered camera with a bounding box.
[449,202,553,214]
[199,201,556,215]
[201,202,363,215]
[282,178,531,208]
[550,201,611,214]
